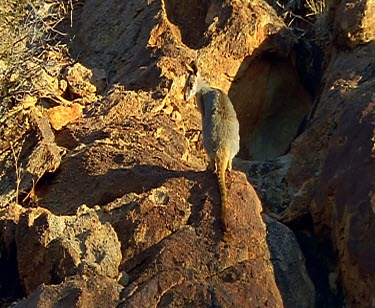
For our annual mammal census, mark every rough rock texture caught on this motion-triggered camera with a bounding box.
[117,172,283,307]
[0,107,62,207]
[47,103,83,131]
[235,155,295,215]
[234,2,375,306]
[332,0,375,49]
[67,0,310,161]
[13,275,122,308]
[1,0,301,304]
[1,0,374,306]
[240,42,375,305]
[16,205,121,295]
[308,44,375,307]
[33,87,285,305]
[252,7,375,308]
[265,215,315,308]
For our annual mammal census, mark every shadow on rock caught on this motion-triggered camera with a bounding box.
[57,0,166,91]
[228,30,313,161]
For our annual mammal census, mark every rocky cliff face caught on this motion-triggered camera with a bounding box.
[0,0,374,307]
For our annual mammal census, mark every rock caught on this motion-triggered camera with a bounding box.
[0,108,61,206]
[64,63,101,102]
[117,271,129,287]
[3,0,374,306]
[332,0,375,49]
[232,3,375,305]
[65,0,307,161]
[47,103,83,130]
[235,155,295,216]
[29,63,60,98]
[0,204,25,304]
[16,205,121,294]
[31,79,284,305]
[35,98,194,214]
[118,171,283,307]
[229,56,312,160]
[13,275,122,308]
[310,49,375,306]
[285,40,375,308]
[265,215,315,308]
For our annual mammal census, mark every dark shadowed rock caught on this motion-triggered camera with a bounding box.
[0,204,26,304]
[310,46,375,306]
[235,155,295,216]
[265,215,315,308]
[284,37,375,308]
[331,0,375,49]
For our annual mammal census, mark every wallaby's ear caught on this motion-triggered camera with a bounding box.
[190,61,198,74]
[185,61,198,75]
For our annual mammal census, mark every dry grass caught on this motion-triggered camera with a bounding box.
[305,0,325,16]
[272,0,327,28]
[0,0,74,205]
[0,0,73,117]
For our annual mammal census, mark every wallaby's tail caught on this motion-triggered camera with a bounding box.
[216,153,231,241]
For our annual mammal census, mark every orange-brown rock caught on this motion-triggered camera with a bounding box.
[64,63,104,101]
[34,86,285,305]
[47,103,83,130]
[0,108,61,207]
[117,172,284,307]
[13,276,122,308]
[67,0,309,161]
[16,206,121,294]
[7,0,375,306]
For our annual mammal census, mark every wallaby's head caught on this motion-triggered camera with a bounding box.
[184,61,199,101]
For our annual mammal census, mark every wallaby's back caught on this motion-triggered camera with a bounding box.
[198,88,239,164]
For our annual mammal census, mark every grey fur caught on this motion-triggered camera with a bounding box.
[184,62,240,240]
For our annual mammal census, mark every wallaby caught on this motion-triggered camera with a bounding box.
[184,61,240,241]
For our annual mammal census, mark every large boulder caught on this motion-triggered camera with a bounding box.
[278,29,375,308]
[65,0,309,161]
[309,45,375,306]
[16,206,121,294]
[235,2,375,306]
[265,215,316,308]
[117,171,284,307]
[13,276,122,308]
[2,0,355,306]
[0,108,61,207]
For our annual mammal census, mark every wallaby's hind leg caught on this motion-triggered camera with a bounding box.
[227,158,232,172]
[207,158,215,171]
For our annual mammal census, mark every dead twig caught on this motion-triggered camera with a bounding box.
[10,141,23,204]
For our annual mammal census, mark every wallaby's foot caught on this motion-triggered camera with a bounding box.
[227,159,232,172]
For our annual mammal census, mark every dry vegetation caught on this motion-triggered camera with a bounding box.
[0,0,73,117]
[0,0,75,207]
[271,0,326,27]
[305,0,325,16]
